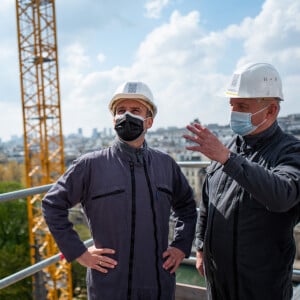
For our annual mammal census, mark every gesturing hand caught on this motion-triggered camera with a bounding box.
[183,123,230,164]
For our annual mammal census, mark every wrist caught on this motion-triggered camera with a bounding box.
[220,150,231,165]
[223,151,237,165]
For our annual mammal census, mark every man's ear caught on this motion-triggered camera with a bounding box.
[145,117,153,129]
[267,103,279,119]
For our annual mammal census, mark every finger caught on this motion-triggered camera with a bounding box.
[197,266,205,277]
[186,125,200,135]
[184,126,206,141]
[169,264,178,274]
[183,134,198,142]
[193,123,204,131]
[95,258,117,273]
[196,262,205,276]
[101,248,116,253]
[186,146,202,152]
[183,135,204,147]
[162,250,171,259]
[164,247,183,260]
[93,248,116,255]
[98,258,117,269]
[163,256,176,270]
[187,123,206,134]
[167,258,179,274]
[95,263,108,273]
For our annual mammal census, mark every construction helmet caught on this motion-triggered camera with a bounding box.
[109,81,157,117]
[225,62,284,100]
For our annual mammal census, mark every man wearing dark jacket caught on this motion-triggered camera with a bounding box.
[183,62,300,300]
[42,81,197,300]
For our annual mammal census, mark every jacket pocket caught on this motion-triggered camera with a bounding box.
[156,183,173,204]
[86,185,128,237]
[157,185,172,197]
[91,186,125,200]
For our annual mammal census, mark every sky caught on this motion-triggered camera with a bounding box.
[0,0,300,141]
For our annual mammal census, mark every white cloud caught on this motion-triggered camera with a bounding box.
[56,0,300,137]
[234,0,300,64]
[97,53,106,64]
[62,43,91,72]
[58,9,231,136]
[131,10,230,127]
[223,0,300,107]
[1,0,300,139]
[145,0,170,19]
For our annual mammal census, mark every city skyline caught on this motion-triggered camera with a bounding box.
[1,110,300,143]
[0,0,300,141]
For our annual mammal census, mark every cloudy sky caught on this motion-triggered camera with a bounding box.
[0,0,300,141]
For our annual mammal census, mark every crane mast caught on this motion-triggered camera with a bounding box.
[15,0,72,298]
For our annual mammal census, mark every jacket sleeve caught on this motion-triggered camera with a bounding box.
[223,142,300,212]
[42,157,89,262]
[169,162,197,257]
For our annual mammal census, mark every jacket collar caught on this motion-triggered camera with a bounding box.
[113,137,148,164]
[237,121,282,154]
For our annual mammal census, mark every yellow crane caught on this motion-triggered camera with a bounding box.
[15,0,72,298]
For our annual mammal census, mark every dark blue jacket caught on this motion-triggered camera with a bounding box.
[42,139,197,300]
[196,122,300,300]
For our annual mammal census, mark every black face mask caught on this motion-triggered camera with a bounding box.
[114,112,145,142]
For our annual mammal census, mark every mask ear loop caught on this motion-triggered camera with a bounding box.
[142,116,153,135]
[252,105,269,117]
[251,105,269,129]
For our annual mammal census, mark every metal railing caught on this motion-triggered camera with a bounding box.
[1,160,300,291]
[0,239,93,290]
[0,161,209,290]
[0,184,52,204]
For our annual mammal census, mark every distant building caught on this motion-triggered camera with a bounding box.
[92,128,99,139]
[1,113,300,170]
[278,114,300,135]
[78,128,83,136]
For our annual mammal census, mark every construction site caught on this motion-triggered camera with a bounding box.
[0,1,206,299]
[1,1,300,300]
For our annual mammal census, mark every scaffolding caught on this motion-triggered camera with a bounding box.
[15,0,72,298]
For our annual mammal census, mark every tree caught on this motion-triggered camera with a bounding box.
[0,181,32,299]
[0,162,25,184]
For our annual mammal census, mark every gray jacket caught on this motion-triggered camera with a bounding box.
[42,139,197,300]
[196,122,300,300]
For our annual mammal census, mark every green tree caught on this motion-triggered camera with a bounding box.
[0,181,32,299]
[0,180,95,299]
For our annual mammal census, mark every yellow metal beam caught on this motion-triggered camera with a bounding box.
[15,0,72,298]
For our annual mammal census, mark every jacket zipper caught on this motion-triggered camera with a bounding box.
[127,161,136,300]
[143,157,162,300]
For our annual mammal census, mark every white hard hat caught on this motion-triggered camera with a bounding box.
[225,62,284,100]
[109,81,157,117]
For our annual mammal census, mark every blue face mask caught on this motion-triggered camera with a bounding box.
[230,106,268,136]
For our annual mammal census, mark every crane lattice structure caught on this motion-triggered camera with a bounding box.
[15,0,72,299]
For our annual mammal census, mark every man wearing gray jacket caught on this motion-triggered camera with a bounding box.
[42,81,197,300]
[183,62,300,300]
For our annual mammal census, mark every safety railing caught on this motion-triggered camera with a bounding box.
[1,160,300,291]
[0,161,209,290]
